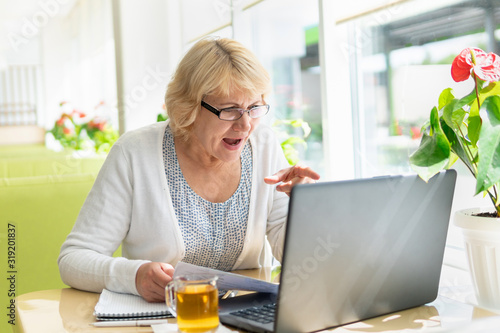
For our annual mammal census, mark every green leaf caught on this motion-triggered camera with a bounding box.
[459,88,479,106]
[479,81,500,101]
[289,119,312,138]
[281,145,299,165]
[475,95,500,194]
[441,119,473,171]
[447,152,459,169]
[468,112,482,147]
[438,88,454,110]
[409,107,451,181]
[157,113,168,122]
[280,136,307,166]
[465,83,486,147]
[442,98,466,130]
[275,118,311,138]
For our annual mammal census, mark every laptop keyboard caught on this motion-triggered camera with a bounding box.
[229,303,276,324]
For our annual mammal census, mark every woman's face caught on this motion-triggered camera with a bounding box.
[190,90,264,164]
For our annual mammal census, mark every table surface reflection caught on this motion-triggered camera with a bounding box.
[14,266,500,333]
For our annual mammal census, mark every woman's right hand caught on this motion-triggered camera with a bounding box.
[136,262,175,302]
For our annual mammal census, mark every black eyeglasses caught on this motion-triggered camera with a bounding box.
[201,100,270,121]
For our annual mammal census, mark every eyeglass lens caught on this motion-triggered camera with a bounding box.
[220,106,268,120]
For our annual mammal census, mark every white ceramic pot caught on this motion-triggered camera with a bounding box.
[454,208,500,312]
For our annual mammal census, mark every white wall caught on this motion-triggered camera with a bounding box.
[0,0,77,127]
[4,0,184,133]
[114,0,183,132]
[41,0,116,128]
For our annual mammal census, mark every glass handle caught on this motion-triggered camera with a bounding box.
[165,283,177,317]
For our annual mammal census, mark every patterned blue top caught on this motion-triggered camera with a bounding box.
[163,125,251,271]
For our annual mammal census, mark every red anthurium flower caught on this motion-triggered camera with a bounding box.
[451,47,500,82]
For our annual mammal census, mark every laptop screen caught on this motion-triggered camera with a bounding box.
[275,170,456,332]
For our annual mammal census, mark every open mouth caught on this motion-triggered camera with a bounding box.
[223,138,242,146]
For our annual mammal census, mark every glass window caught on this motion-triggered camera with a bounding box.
[180,0,232,43]
[338,0,499,268]
[339,0,499,179]
[237,0,324,173]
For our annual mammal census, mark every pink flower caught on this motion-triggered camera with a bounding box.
[88,118,107,131]
[410,126,421,140]
[56,113,70,126]
[451,48,500,82]
[72,110,86,118]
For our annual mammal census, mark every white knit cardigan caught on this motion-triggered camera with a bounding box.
[58,121,289,295]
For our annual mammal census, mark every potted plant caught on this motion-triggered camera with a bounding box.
[48,102,119,154]
[409,47,500,311]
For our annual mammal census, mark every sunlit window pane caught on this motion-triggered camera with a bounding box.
[240,0,324,172]
[340,0,500,178]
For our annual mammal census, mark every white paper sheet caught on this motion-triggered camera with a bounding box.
[151,323,178,333]
[174,262,278,294]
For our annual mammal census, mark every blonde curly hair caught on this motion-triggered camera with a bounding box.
[165,37,271,141]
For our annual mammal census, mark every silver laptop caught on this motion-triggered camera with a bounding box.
[219,170,456,333]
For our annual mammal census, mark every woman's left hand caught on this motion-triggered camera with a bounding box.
[264,164,320,197]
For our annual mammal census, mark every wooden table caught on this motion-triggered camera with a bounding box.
[13,266,500,333]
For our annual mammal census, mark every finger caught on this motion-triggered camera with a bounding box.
[144,290,165,303]
[150,287,166,302]
[138,264,173,302]
[265,167,294,184]
[290,165,321,181]
[148,280,168,302]
[276,178,303,191]
[151,264,174,289]
[138,276,165,303]
[276,175,317,195]
[264,175,281,184]
[276,182,292,194]
[271,165,320,184]
[160,263,175,279]
[152,264,175,300]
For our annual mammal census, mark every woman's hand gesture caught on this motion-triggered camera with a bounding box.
[264,164,320,197]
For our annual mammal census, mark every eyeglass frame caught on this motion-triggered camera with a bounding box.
[201,100,270,121]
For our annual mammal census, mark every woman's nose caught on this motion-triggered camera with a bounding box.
[233,112,252,131]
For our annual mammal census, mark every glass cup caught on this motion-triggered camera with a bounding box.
[166,275,219,333]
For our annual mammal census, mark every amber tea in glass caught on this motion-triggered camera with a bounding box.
[166,275,219,333]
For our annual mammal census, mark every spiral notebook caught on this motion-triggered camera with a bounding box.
[94,289,173,321]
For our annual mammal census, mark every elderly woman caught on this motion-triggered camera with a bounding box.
[58,37,320,302]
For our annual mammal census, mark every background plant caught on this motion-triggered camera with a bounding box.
[409,47,500,216]
[272,118,311,165]
[48,102,119,153]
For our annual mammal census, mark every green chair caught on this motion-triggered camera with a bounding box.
[0,155,106,178]
[0,144,63,158]
[0,174,100,295]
